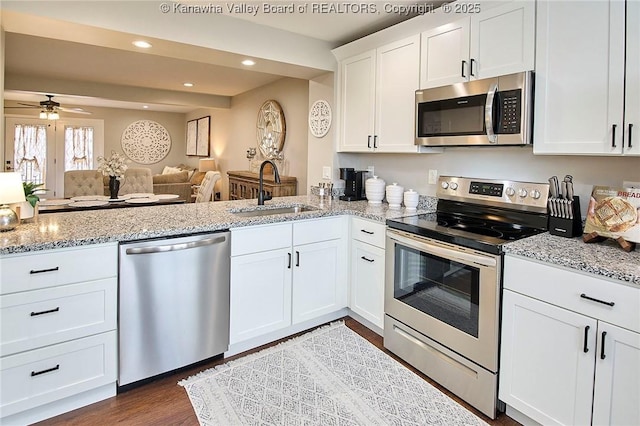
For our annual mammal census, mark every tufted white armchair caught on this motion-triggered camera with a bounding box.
[64,170,104,198]
[194,171,221,203]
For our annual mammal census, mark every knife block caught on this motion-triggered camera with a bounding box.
[549,196,583,238]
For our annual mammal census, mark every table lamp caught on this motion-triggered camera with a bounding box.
[0,172,27,231]
[199,158,216,172]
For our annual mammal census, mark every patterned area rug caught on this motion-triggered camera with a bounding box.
[179,321,488,425]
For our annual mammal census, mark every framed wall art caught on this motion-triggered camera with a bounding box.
[186,119,198,156]
[196,116,210,156]
[121,119,171,164]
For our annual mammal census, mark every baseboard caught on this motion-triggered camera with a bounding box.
[505,405,543,426]
[346,309,383,336]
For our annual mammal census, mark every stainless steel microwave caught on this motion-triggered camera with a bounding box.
[415,71,533,146]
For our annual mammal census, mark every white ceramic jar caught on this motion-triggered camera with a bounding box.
[365,175,385,204]
[386,183,404,209]
[404,189,419,210]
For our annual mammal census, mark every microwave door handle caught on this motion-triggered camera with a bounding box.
[485,83,498,144]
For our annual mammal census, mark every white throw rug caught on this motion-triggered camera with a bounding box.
[179,321,488,426]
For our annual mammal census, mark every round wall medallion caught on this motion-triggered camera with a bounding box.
[256,100,286,159]
[308,100,332,138]
[121,120,171,164]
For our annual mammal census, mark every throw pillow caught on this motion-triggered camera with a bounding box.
[153,170,189,184]
[162,166,182,175]
[190,171,206,186]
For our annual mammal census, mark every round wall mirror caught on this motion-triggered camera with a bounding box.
[256,100,286,159]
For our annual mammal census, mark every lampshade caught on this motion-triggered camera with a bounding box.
[0,172,26,205]
[199,158,216,172]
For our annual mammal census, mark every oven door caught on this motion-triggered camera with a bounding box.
[385,229,501,372]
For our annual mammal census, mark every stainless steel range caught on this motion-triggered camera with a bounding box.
[384,176,549,419]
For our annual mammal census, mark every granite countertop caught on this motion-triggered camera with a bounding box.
[0,195,436,255]
[503,233,640,286]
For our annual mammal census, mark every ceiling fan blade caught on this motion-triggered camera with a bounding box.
[58,107,92,115]
[17,102,39,108]
[5,106,40,109]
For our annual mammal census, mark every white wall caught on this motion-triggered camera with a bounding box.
[307,72,336,187]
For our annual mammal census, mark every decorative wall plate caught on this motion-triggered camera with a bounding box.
[121,120,171,164]
[308,100,332,138]
[256,100,286,159]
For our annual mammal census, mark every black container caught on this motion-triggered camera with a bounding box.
[549,196,583,238]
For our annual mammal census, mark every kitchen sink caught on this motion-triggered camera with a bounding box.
[230,205,318,217]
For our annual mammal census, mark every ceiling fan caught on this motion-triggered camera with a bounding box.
[6,94,91,119]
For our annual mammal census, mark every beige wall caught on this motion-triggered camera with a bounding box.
[307,72,337,187]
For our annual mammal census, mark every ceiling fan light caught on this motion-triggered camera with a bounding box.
[48,111,59,120]
[39,111,48,119]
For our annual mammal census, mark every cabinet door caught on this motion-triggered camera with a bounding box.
[339,50,376,152]
[229,248,292,344]
[625,0,640,155]
[292,239,346,324]
[499,290,596,426]
[533,0,625,154]
[374,35,421,153]
[469,0,534,79]
[420,17,470,88]
[350,240,384,328]
[592,322,640,426]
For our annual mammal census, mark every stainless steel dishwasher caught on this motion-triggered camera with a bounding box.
[118,231,230,388]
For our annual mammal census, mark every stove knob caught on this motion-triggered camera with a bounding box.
[518,188,528,198]
[505,187,516,197]
[441,181,449,189]
[449,182,458,190]
[531,190,541,200]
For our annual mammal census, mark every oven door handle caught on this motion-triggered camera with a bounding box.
[485,83,498,144]
[388,231,497,268]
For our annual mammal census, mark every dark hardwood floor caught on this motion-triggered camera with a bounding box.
[36,317,520,425]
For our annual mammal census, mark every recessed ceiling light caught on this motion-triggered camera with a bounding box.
[133,40,152,49]
[142,105,149,109]
[183,82,194,87]
[242,59,256,66]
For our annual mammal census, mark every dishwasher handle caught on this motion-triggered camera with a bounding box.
[125,235,227,255]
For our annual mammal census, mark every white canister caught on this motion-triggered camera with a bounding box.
[404,189,419,210]
[365,175,385,204]
[386,183,404,209]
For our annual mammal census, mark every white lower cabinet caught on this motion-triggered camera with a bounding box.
[349,217,386,330]
[230,217,347,346]
[0,243,118,425]
[500,255,640,426]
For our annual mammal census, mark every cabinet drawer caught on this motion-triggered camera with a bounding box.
[231,223,292,256]
[351,217,386,248]
[293,216,344,245]
[1,278,117,356]
[0,244,117,295]
[504,256,640,333]
[0,331,117,418]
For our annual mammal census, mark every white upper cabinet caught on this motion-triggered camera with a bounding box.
[625,0,640,155]
[534,0,637,155]
[339,35,425,153]
[420,1,534,88]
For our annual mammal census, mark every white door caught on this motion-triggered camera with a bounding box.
[469,0,535,79]
[592,322,640,426]
[229,248,292,344]
[624,0,640,155]
[350,240,385,328]
[499,290,596,426]
[375,35,421,153]
[4,116,104,198]
[339,50,376,152]
[533,0,625,154]
[292,239,346,324]
[420,17,470,88]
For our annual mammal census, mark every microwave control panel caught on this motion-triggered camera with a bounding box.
[496,89,521,134]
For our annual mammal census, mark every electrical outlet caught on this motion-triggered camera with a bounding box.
[428,169,438,185]
[322,166,332,180]
[623,181,640,188]
[367,166,375,176]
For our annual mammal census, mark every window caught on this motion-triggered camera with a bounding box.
[64,126,94,171]
[13,124,47,184]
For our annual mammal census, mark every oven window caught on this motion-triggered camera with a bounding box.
[418,94,486,137]
[394,244,480,337]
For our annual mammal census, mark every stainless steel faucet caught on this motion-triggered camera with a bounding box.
[258,160,281,205]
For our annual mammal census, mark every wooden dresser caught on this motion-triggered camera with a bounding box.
[227,171,297,200]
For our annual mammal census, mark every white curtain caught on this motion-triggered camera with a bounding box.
[64,126,94,171]
[14,124,47,184]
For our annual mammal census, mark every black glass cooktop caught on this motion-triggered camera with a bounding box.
[386,201,548,255]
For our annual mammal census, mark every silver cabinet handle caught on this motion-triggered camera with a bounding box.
[125,236,226,255]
